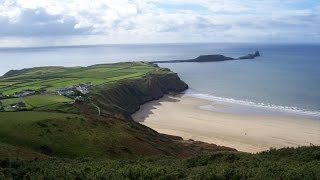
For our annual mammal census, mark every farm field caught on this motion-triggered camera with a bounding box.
[0,62,156,96]
[23,94,72,107]
[0,97,34,111]
[0,62,157,112]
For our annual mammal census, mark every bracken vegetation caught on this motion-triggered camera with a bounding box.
[0,146,319,179]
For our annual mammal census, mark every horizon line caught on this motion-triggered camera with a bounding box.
[0,41,320,49]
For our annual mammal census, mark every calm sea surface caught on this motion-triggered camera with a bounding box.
[1,43,319,119]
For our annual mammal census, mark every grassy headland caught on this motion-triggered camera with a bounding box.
[0,62,233,158]
[0,62,319,179]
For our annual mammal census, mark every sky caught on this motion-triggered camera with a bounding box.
[0,0,319,47]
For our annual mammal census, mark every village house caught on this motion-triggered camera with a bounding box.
[57,87,76,96]
[75,82,92,94]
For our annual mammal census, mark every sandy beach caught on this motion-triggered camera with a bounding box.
[132,95,320,153]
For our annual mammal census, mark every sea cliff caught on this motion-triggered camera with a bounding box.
[89,69,188,120]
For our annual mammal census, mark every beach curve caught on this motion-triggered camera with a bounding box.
[132,95,320,153]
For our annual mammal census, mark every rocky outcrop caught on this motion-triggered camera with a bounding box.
[194,55,234,62]
[152,51,260,64]
[153,55,234,63]
[238,51,260,59]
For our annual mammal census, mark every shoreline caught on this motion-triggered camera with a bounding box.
[185,90,320,120]
[132,95,320,153]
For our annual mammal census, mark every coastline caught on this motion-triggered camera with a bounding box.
[132,95,320,153]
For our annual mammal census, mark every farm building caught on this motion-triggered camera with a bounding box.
[75,82,92,94]
[57,87,76,96]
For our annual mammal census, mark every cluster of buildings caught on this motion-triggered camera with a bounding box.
[56,82,92,97]
[7,82,92,98]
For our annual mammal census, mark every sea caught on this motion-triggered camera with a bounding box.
[1,43,319,119]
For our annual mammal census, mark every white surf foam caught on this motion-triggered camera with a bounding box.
[184,89,320,119]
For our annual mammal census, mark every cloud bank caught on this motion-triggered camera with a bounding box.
[0,0,319,46]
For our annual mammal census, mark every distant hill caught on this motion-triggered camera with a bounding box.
[152,51,260,63]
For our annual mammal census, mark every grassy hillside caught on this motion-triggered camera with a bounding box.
[0,111,219,159]
[0,62,233,160]
[1,146,319,179]
[0,112,102,158]
[0,62,154,96]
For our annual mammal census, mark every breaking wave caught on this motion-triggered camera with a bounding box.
[185,89,320,119]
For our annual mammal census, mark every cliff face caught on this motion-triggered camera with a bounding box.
[89,71,188,120]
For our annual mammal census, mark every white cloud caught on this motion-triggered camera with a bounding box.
[0,0,319,46]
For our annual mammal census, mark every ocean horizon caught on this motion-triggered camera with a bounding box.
[1,43,320,119]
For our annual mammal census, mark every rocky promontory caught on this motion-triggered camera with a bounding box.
[238,51,260,59]
[152,51,260,64]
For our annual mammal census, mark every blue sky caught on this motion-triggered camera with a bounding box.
[0,0,319,47]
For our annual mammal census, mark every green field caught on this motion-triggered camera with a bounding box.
[0,98,32,111]
[1,85,46,95]
[0,81,21,86]
[0,98,23,106]
[23,94,72,107]
[0,62,156,96]
[0,95,72,111]
[0,62,158,113]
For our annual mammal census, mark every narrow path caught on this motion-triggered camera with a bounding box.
[91,103,101,116]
